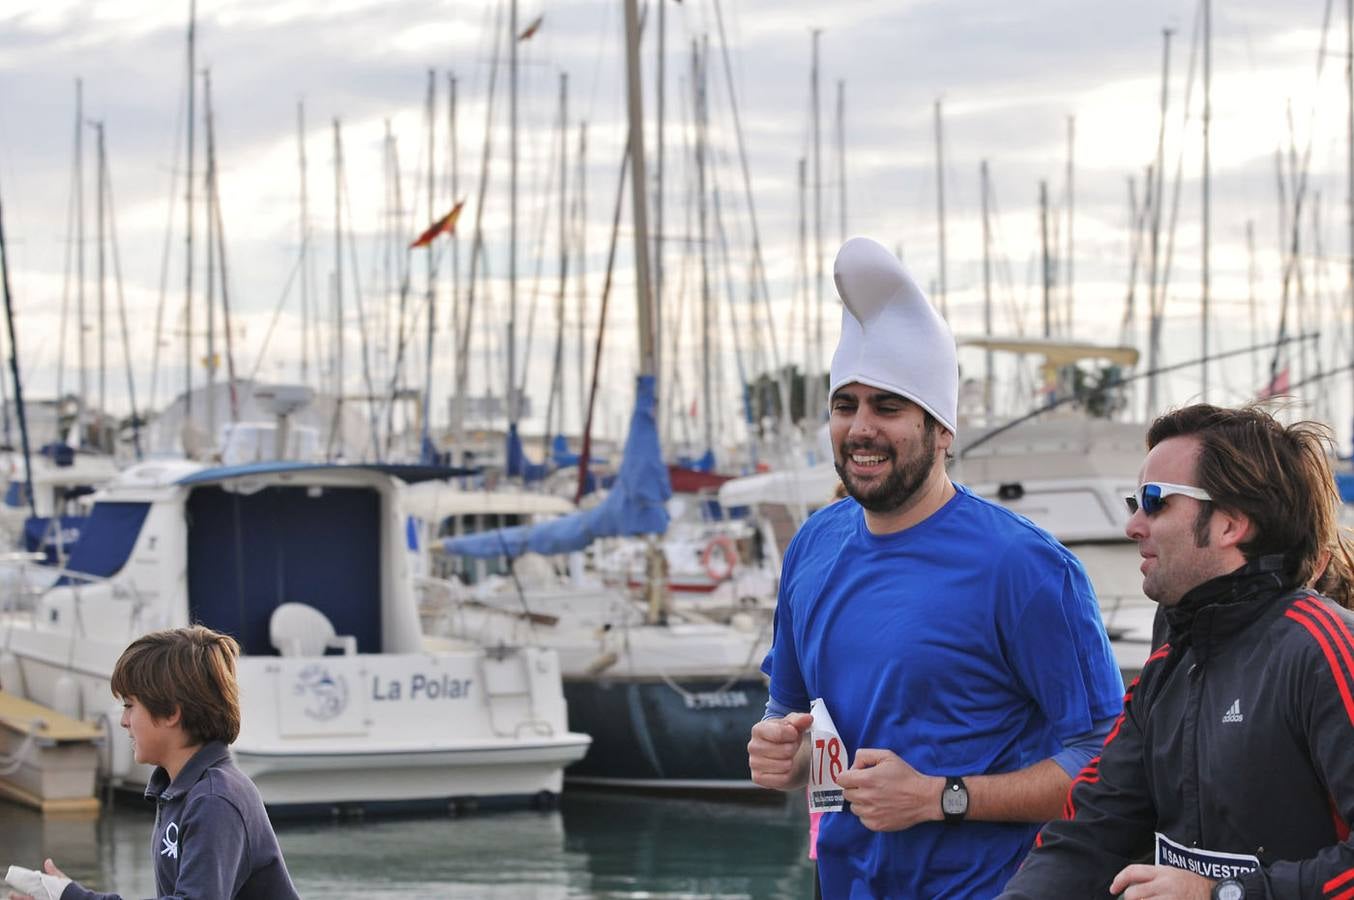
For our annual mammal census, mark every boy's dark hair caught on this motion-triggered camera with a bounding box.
[110,626,242,745]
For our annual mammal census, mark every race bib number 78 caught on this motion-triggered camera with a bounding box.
[808,697,849,813]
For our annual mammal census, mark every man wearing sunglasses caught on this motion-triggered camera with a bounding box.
[750,237,1124,898]
[1000,404,1354,900]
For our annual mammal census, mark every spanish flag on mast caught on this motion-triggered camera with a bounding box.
[518,14,543,41]
[409,199,465,249]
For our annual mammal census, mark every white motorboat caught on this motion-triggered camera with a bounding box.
[0,458,589,810]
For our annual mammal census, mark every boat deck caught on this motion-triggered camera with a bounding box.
[0,691,103,814]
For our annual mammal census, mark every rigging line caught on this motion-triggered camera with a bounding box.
[56,94,78,420]
[711,0,787,417]
[149,70,188,416]
[1269,0,1338,379]
[515,82,565,401]
[575,133,632,506]
[245,244,306,383]
[1155,0,1204,326]
[959,331,1320,459]
[99,132,144,459]
[454,0,506,433]
[340,162,382,460]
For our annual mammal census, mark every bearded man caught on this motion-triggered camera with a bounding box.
[748,236,1123,898]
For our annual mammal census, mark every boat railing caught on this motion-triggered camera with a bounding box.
[0,557,151,635]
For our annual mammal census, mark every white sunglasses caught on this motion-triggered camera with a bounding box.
[1124,482,1213,516]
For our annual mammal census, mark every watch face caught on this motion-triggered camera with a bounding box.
[941,784,967,815]
[1214,881,1244,900]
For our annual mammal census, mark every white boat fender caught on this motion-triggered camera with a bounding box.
[583,651,619,677]
[0,650,23,697]
[100,699,132,780]
[53,673,82,721]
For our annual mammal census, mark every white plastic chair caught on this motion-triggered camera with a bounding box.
[269,602,358,657]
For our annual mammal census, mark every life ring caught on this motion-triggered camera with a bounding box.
[701,535,738,582]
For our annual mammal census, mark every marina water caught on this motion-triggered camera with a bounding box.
[2,790,815,898]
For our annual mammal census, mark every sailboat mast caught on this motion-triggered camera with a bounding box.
[623,0,655,376]
[576,121,588,435]
[654,0,666,407]
[298,101,311,384]
[548,72,569,444]
[981,160,993,419]
[448,72,460,438]
[204,71,217,444]
[185,0,197,420]
[1347,0,1353,448]
[508,0,518,424]
[333,119,344,418]
[1066,115,1075,333]
[1247,220,1258,391]
[695,39,712,455]
[837,79,846,241]
[76,79,87,437]
[935,99,948,318]
[0,189,37,519]
[1146,28,1173,417]
[1041,181,1052,338]
[1202,0,1212,403]
[95,120,107,444]
[811,30,824,417]
[423,70,437,457]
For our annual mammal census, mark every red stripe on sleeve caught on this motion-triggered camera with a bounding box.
[1329,864,1354,893]
[1331,794,1351,844]
[1298,599,1354,681]
[1285,609,1354,728]
[1328,881,1354,900]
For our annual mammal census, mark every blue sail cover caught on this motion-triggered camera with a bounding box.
[444,374,671,558]
[505,423,549,483]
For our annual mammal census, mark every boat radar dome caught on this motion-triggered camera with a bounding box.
[828,236,958,436]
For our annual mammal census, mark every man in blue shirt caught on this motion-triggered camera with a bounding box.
[748,236,1124,898]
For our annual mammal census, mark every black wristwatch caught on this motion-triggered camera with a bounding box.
[1211,878,1245,900]
[941,775,968,824]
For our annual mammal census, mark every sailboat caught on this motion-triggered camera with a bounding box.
[423,4,770,789]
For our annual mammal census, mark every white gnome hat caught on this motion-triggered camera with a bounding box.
[828,236,958,436]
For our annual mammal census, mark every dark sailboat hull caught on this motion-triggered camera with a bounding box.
[563,675,768,789]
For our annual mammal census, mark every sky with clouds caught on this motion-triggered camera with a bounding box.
[0,0,1350,453]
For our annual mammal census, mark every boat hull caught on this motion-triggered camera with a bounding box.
[562,675,766,789]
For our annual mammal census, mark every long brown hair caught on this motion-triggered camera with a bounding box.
[110,626,242,745]
[1147,404,1354,607]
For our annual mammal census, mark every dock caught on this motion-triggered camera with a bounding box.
[0,691,102,814]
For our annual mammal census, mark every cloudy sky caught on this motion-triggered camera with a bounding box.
[1,0,1350,454]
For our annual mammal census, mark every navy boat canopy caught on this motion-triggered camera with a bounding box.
[443,374,671,558]
[176,461,477,486]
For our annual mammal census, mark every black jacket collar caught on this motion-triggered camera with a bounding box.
[1163,555,1293,657]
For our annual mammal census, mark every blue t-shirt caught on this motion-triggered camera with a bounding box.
[763,485,1123,899]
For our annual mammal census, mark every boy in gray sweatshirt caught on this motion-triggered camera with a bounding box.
[8,626,299,900]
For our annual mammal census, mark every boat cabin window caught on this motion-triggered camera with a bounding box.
[56,501,151,584]
[186,484,383,656]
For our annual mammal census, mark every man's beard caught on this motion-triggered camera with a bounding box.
[834,418,938,514]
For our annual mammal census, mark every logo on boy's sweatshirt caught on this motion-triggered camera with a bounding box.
[161,822,179,859]
[293,664,350,721]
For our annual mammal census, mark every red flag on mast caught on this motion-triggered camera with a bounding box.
[518,14,544,41]
[409,200,465,249]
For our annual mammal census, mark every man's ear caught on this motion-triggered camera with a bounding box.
[1213,507,1252,551]
[163,704,183,728]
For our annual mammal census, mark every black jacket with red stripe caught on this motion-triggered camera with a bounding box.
[999,557,1354,899]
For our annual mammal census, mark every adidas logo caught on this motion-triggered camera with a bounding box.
[1221,699,1244,724]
